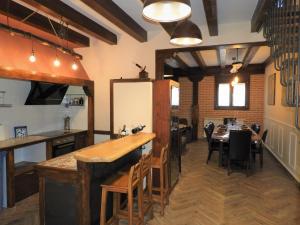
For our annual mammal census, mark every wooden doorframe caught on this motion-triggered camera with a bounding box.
[0,66,95,145]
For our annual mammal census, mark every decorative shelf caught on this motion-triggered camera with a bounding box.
[0,104,12,107]
[63,94,85,107]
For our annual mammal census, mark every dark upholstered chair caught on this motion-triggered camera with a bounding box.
[204,122,220,164]
[251,123,261,134]
[252,129,268,168]
[228,130,252,176]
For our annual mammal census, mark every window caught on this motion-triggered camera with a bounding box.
[215,76,249,110]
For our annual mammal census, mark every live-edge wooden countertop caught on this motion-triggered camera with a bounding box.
[74,132,156,163]
[36,132,156,171]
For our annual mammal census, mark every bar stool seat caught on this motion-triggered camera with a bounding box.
[100,162,143,225]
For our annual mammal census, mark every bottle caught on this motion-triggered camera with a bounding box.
[131,125,146,134]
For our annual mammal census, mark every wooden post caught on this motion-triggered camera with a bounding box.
[6,149,15,207]
[192,80,199,140]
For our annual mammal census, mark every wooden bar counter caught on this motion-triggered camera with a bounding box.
[36,132,155,225]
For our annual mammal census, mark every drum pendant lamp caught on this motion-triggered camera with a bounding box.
[170,20,203,46]
[142,0,192,23]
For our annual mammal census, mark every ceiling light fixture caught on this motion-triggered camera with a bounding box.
[170,20,202,46]
[71,61,78,71]
[142,0,192,23]
[53,50,61,67]
[28,36,36,63]
[230,48,243,73]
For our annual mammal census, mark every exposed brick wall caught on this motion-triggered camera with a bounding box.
[174,77,193,125]
[198,75,265,134]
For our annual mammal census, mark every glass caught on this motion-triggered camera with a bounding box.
[218,83,230,106]
[233,83,246,106]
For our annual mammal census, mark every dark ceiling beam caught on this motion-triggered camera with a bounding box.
[243,46,260,67]
[0,0,89,47]
[157,41,268,54]
[173,55,188,70]
[191,51,206,68]
[20,0,117,45]
[202,0,218,36]
[80,0,147,42]
[251,0,272,32]
[218,48,227,68]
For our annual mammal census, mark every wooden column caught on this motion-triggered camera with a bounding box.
[77,161,91,225]
[6,149,15,207]
[84,82,95,146]
[191,80,199,141]
[155,51,172,80]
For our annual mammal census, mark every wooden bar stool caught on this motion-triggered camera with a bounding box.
[151,145,169,216]
[140,150,153,220]
[100,162,143,225]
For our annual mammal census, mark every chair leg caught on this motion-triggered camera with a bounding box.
[100,188,108,225]
[113,193,120,225]
[160,167,165,216]
[206,150,213,164]
[227,159,231,176]
[260,148,264,168]
[165,163,169,206]
[128,190,134,225]
[246,161,250,177]
[138,181,144,225]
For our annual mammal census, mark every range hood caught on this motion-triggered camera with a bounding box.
[25,81,69,105]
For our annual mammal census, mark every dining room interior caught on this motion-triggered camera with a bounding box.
[0,0,299,225]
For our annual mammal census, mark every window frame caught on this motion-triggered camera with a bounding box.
[214,74,250,110]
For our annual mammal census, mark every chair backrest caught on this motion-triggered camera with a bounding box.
[261,129,268,143]
[160,144,169,166]
[224,118,236,125]
[204,122,215,143]
[251,123,261,134]
[128,162,141,190]
[229,130,252,161]
[141,149,152,177]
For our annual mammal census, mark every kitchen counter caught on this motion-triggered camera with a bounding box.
[0,129,87,151]
[36,132,155,225]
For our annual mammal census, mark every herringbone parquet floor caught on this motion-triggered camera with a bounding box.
[148,140,300,225]
[1,140,299,225]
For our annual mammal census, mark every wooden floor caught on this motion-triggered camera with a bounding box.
[0,140,299,225]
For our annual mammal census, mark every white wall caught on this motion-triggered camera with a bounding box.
[264,63,300,182]
[78,21,265,131]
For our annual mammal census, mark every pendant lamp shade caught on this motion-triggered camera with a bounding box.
[170,20,202,46]
[143,0,192,23]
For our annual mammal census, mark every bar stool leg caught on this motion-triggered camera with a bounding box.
[160,167,165,216]
[100,188,108,225]
[165,163,169,205]
[128,190,134,225]
[113,193,120,225]
[138,182,144,225]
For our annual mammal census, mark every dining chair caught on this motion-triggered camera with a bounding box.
[228,130,252,176]
[251,123,261,134]
[204,122,222,164]
[252,129,268,168]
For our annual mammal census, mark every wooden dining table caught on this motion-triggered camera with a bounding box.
[211,124,261,167]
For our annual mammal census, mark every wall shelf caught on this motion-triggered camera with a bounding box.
[63,94,85,107]
[0,104,12,107]
[0,91,12,107]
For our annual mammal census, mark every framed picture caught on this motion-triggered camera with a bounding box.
[14,126,28,138]
[267,73,276,105]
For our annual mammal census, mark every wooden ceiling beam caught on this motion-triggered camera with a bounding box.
[173,55,188,70]
[251,0,272,32]
[0,0,90,47]
[191,51,206,68]
[243,46,260,67]
[218,48,227,68]
[20,0,117,45]
[202,0,218,36]
[80,0,147,42]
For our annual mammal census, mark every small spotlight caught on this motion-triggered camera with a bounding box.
[71,62,78,70]
[29,50,36,63]
[53,58,61,67]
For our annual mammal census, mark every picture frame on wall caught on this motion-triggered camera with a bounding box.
[14,126,28,138]
[267,73,276,105]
